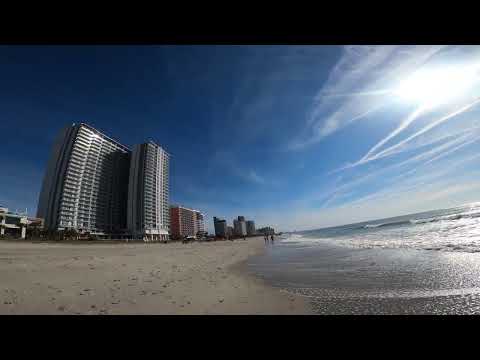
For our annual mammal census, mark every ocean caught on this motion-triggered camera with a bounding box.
[247,202,480,314]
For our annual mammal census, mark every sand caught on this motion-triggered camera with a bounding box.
[0,237,312,315]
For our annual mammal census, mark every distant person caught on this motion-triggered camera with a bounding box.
[243,236,246,241]
[270,234,274,244]
[264,235,268,244]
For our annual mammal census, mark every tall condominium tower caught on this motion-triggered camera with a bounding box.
[127,142,170,242]
[213,217,227,238]
[37,123,131,235]
[170,205,205,239]
[233,216,247,236]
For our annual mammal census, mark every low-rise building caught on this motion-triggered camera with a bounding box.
[258,226,275,235]
[170,205,205,239]
[0,207,42,239]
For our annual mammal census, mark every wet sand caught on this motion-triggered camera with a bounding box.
[248,241,480,314]
[0,237,312,315]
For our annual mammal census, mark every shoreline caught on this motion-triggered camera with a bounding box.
[0,236,312,315]
[249,239,480,315]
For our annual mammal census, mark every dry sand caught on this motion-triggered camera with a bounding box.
[0,237,312,314]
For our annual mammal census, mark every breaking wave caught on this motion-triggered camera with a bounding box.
[280,204,480,254]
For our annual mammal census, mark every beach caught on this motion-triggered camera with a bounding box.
[0,237,312,315]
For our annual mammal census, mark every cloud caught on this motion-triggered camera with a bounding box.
[289,45,447,150]
[310,128,480,211]
[349,97,480,169]
[245,170,265,185]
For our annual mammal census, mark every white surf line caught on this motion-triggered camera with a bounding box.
[280,286,480,300]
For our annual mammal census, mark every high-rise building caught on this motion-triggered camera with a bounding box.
[233,216,247,236]
[127,141,170,242]
[195,211,205,234]
[227,226,233,237]
[170,205,204,239]
[37,123,131,236]
[213,217,227,237]
[246,220,256,235]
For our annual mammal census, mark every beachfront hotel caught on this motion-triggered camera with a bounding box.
[37,123,131,236]
[37,124,170,241]
[170,205,205,239]
[127,142,170,242]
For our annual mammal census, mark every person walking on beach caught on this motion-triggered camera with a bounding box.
[264,234,268,244]
[270,234,274,244]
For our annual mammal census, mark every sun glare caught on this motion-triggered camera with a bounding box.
[394,65,479,108]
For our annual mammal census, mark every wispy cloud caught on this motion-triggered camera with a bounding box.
[233,168,266,185]
[348,98,480,169]
[289,45,447,150]
[313,128,480,211]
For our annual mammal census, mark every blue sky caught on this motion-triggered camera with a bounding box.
[1,45,480,232]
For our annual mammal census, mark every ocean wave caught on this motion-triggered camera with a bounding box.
[363,220,410,229]
[411,210,480,224]
[279,204,480,254]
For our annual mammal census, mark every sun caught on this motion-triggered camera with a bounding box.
[394,65,479,108]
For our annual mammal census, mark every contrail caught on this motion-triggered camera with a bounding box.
[320,89,393,98]
[360,105,427,162]
[372,97,480,160]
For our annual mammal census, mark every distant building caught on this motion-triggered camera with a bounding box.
[246,220,256,235]
[170,205,204,239]
[258,226,275,235]
[213,217,227,237]
[227,226,234,237]
[233,216,247,236]
[127,141,170,242]
[195,211,205,234]
[37,123,131,236]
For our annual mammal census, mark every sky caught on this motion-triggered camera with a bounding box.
[1,45,480,233]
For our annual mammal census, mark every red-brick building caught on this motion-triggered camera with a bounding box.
[170,205,204,239]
